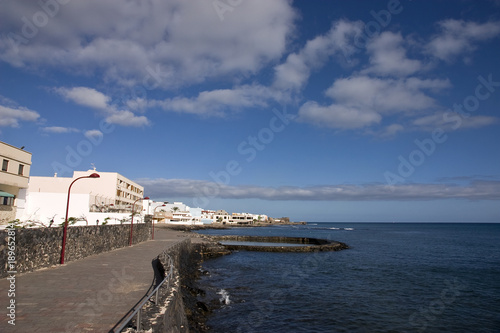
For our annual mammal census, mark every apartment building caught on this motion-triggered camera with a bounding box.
[0,141,32,224]
[21,169,144,224]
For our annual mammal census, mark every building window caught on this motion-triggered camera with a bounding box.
[1,196,14,206]
[2,159,8,172]
[18,164,24,175]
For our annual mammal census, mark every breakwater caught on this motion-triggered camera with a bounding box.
[206,235,349,252]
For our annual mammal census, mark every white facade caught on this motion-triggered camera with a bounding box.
[229,212,255,224]
[0,141,32,225]
[18,169,145,226]
[148,200,208,225]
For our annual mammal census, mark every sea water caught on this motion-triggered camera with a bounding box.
[197,223,500,332]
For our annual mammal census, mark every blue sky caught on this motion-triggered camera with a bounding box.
[1,0,499,222]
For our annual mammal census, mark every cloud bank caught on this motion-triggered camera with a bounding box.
[136,178,500,202]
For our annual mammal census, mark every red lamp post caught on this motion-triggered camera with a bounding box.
[152,204,166,240]
[60,173,100,264]
[129,196,149,246]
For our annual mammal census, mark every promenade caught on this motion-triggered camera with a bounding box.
[0,228,194,332]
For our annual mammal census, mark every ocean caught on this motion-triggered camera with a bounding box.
[196,223,500,333]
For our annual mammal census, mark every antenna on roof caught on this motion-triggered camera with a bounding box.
[91,163,96,171]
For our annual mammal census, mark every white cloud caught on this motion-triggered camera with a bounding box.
[412,112,499,131]
[325,76,450,114]
[0,104,40,127]
[41,126,80,134]
[273,20,363,91]
[84,129,103,138]
[55,86,150,127]
[377,124,405,138]
[0,0,296,89]
[105,110,149,127]
[427,19,500,61]
[136,178,500,201]
[297,102,381,129]
[297,76,451,131]
[55,87,110,109]
[152,85,277,116]
[363,32,422,77]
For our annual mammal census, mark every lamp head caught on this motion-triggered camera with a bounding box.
[89,173,100,178]
[144,196,150,200]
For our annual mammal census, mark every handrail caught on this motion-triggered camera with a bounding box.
[113,255,174,332]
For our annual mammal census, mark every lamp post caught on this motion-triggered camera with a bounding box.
[129,196,149,246]
[60,173,100,264]
[152,204,166,240]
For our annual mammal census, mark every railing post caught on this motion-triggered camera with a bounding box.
[137,308,141,331]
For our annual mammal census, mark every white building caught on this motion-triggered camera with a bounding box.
[19,169,145,226]
[148,200,209,225]
[253,214,269,223]
[0,141,32,225]
[229,212,255,224]
[212,209,230,224]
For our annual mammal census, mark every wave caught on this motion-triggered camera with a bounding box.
[217,289,231,305]
[310,227,355,231]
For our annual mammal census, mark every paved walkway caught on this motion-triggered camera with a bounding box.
[0,228,197,332]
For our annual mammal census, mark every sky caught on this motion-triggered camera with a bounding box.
[1,0,499,222]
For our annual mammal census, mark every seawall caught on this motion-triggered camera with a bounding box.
[0,223,151,278]
[123,236,230,332]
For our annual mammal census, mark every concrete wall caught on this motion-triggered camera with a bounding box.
[0,223,151,278]
[18,190,148,226]
[20,192,90,224]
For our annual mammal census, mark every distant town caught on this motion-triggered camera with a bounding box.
[0,140,291,228]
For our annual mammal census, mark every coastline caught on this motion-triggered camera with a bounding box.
[157,222,346,332]
[153,225,231,332]
[162,220,307,232]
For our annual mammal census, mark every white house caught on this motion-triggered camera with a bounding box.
[148,200,209,225]
[19,169,145,226]
[229,212,255,224]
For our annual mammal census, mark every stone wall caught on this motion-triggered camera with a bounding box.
[135,240,231,332]
[0,223,151,278]
[155,239,192,333]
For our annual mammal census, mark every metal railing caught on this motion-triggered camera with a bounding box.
[113,255,174,332]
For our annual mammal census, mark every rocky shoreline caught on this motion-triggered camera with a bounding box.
[158,224,349,332]
[179,240,231,332]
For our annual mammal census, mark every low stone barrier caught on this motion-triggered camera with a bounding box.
[207,235,349,252]
[0,224,151,278]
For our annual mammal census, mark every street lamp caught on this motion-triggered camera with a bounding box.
[60,173,100,264]
[129,196,149,246]
[152,204,166,240]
